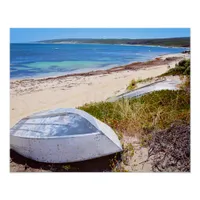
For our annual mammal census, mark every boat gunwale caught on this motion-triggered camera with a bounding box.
[10,131,102,140]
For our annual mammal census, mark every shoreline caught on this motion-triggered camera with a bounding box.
[10,52,190,128]
[11,52,187,82]
[30,42,190,48]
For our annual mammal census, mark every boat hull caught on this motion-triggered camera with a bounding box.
[11,132,122,163]
[108,78,181,102]
[10,108,122,163]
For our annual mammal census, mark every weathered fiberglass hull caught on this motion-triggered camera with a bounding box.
[10,108,122,163]
[107,78,181,102]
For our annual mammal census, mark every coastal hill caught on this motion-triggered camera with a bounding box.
[38,37,190,47]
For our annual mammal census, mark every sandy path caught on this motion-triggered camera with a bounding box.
[10,53,189,127]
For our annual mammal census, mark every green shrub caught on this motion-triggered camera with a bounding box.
[160,59,190,76]
[127,79,137,91]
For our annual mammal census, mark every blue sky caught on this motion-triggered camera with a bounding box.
[10,28,190,43]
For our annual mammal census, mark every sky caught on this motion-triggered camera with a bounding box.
[10,28,190,43]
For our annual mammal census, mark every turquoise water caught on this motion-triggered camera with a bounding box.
[10,43,187,79]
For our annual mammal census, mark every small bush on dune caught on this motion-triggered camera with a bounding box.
[179,59,190,68]
[127,77,155,91]
[160,59,190,76]
[127,79,137,91]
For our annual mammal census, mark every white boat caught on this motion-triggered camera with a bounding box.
[108,77,181,102]
[10,108,122,163]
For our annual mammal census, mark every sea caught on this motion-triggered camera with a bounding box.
[10,43,188,79]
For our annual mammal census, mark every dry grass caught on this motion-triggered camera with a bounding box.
[136,77,154,84]
[79,90,190,138]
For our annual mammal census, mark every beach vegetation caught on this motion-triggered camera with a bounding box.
[127,79,137,91]
[178,75,190,94]
[127,77,156,91]
[160,59,190,76]
[79,90,190,138]
[136,77,154,84]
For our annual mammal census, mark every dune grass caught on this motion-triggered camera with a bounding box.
[160,59,190,76]
[79,89,190,138]
[136,77,154,84]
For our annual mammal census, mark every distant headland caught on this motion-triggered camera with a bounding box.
[37,37,190,47]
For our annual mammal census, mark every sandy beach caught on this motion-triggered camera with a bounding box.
[10,52,189,127]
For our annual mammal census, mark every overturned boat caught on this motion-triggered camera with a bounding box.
[10,108,122,163]
[108,77,181,102]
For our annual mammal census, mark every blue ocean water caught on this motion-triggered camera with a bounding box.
[10,43,187,79]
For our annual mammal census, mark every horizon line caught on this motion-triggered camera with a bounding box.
[10,36,190,44]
